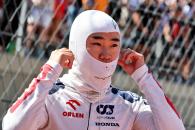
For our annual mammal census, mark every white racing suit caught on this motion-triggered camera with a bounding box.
[2,61,185,130]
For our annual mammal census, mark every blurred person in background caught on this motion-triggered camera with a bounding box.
[161,6,184,80]
[0,0,3,27]
[49,0,70,43]
[0,0,21,53]
[179,10,194,83]
[188,0,195,18]
[130,0,152,57]
[3,10,185,130]
[0,0,3,52]
[81,0,109,12]
[24,0,53,57]
[118,0,128,27]
[45,0,72,58]
[66,0,82,27]
[128,0,145,12]
[107,0,121,22]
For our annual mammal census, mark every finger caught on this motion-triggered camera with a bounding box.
[56,48,74,57]
[119,49,127,61]
[118,52,132,67]
[58,48,70,52]
[64,59,70,67]
[120,48,133,62]
[63,55,74,68]
[125,53,135,65]
[67,57,74,68]
[119,49,130,63]
[125,51,144,65]
[64,60,73,68]
[58,49,73,55]
[117,60,125,67]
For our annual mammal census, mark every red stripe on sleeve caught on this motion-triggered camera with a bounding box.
[10,79,39,113]
[165,96,180,118]
[149,70,180,118]
[9,64,53,113]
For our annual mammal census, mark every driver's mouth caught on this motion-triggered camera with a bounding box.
[94,75,112,80]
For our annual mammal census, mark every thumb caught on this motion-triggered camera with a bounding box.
[64,59,72,69]
[118,60,124,67]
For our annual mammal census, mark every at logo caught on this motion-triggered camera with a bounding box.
[96,104,114,115]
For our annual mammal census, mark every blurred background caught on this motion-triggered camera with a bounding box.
[0,0,194,129]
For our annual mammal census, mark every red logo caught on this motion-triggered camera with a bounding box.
[66,99,80,110]
[62,99,84,118]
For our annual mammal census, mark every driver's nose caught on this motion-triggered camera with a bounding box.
[99,48,112,63]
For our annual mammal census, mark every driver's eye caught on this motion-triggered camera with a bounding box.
[92,42,101,46]
[111,44,119,47]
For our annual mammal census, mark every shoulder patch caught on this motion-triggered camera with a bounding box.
[111,87,119,94]
[119,91,141,103]
[111,87,141,103]
[49,80,65,95]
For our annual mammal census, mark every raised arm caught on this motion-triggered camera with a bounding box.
[2,48,74,130]
[131,64,185,130]
[118,48,185,130]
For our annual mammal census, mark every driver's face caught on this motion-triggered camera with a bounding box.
[86,32,120,63]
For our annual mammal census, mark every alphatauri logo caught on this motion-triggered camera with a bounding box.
[96,104,114,115]
[62,99,84,118]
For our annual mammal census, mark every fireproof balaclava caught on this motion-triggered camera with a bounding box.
[60,10,120,102]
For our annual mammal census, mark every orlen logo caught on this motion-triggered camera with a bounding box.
[62,99,84,118]
[96,104,114,115]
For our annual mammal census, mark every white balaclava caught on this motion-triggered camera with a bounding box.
[60,10,120,102]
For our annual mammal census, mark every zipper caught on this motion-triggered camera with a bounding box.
[87,103,92,130]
